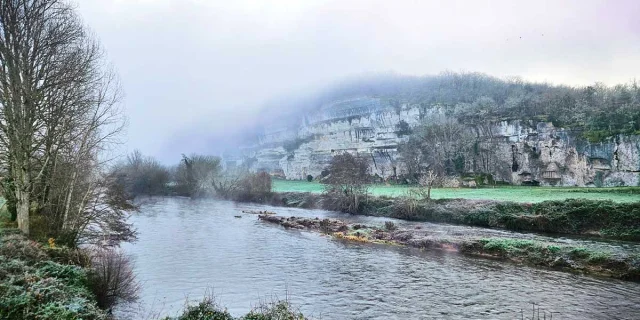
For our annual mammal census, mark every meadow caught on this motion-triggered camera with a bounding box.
[272,179,640,203]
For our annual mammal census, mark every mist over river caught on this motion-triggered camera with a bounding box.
[119,197,640,319]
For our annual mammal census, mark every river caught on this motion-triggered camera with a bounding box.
[119,197,640,319]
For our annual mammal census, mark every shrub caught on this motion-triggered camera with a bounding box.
[388,197,421,220]
[480,238,536,254]
[395,120,412,136]
[45,246,92,267]
[306,175,313,182]
[162,296,307,320]
[547,245,561,254]
[0,232,106,319]
[569,247,590,259]
[440,176,461,188]
[322,153,370,213]
[242,300,306,320]
[167,296,233,320]
[587,251,612,263]
[319,219,331,233]
[384,221,398,231]
[0,233,48,263]
[88,249,140,310]
[234,172,273,202]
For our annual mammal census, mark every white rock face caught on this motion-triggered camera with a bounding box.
[236,97,640,186]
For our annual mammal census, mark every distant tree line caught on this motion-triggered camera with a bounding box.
[269,72,640,142]
[111,151,272,201]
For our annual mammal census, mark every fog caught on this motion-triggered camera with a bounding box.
[76,0,640,163]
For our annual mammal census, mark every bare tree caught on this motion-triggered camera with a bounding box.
[1,0,87,234]
[322,153,369,213]
[211,169,244,199]
[0,0,130,245]
[111,150,170,197]
[176,154,221,197]
[400,117,474,180]
[418,170,438,200]
[89,248,140,310]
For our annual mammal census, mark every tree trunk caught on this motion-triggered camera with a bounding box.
[353,192,359,213]
[62,170,79,231]
[16,188,30,235]
[427,185,432,200]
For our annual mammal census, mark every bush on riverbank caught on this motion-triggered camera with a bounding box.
[0,230,107,319]
[232,172,274,203]
[162,295,306,320]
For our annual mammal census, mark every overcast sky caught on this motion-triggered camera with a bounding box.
[76,0,640,163]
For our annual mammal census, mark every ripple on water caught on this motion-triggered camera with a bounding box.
[118,197,640,320]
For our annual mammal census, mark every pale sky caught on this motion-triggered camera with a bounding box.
[76,0,640,163]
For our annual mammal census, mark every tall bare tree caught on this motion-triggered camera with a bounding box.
[400,117,474,179]
[322,153,370,213]
[176,154,221,198]
[0,0,128,242]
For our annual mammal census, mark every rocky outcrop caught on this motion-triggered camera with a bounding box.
[235,96,640,187]
[503,122,640,186]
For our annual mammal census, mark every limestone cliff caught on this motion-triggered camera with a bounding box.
[233,97,640,187]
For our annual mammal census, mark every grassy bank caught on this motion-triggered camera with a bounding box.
[0,228,107,319]
[273,180,640,203]
[256,192,640,241]
[258,215,640,281]
[365,197,640,241]
[0,220,309,320]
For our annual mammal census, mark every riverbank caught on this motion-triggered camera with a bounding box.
[257,214,640,281]
[0,228,107,319]
[245,191,640,241]
[160,297,306,320]
[0,221,309,320]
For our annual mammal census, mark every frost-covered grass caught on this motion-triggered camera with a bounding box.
[161,295,306,320]
[0,229,107,320]
[272,180,640,203]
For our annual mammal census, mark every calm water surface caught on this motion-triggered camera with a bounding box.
[120,197,640,319]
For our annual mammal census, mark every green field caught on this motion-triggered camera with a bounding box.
[272,179,640,203]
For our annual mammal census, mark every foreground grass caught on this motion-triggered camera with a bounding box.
[273,180,640,203]
[0,206,106,319]
[0,209,309,320]
[0,228,107,319]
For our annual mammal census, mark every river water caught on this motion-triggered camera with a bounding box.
[119,197,640,319]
